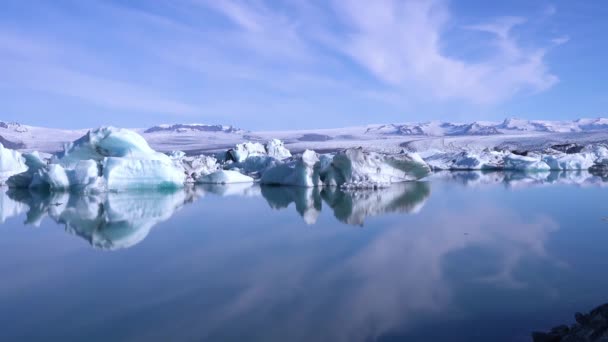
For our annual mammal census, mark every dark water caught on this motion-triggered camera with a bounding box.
[0,172,607,341]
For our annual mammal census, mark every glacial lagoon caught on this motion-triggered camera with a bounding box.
[0,171,607,341]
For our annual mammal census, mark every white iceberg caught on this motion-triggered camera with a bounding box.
[265,139,292,160]
[261,150,322,187]
[10,127,186,191]
[322,148,430,188]
[542,153,596,171]
[225,155,281,178]
[103,157,185,190]
[226,139,292,163]
[423,150,505,171]
[261,148,430,188]
[227,142,267,163]
[503,154,551,171]
[0,143,27,183]
[197,170,254,184]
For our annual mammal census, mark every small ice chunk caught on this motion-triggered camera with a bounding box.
[197,170,254,184]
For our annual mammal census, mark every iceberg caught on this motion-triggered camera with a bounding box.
[226,139,292,163]
[225,155,281,178]
[322,148,430,188]
[103,157,185,190]
[265,139,292,160]
[0,143,27,183]
[503,154,551,171]
[197,170,254,184]
[261,148,430,188]
[261,150,322,187]
[9,127,186,191]
[423,150,505,171]
[542,153,596,171]
[227,142,267,163]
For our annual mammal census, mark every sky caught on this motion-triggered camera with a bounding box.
[0,0,606,130]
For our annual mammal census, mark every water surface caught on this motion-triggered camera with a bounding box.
[0,171,607,341]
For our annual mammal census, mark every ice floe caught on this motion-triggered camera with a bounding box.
[0,143,27,183]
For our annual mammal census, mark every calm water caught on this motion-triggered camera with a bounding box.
[0,172,607,341]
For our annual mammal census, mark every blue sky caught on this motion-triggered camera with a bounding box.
[0,0,606,130]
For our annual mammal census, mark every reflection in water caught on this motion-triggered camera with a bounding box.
[7,188,201,250]
[2,172,607,341]
[429,170,608,188]
[260,182,431,225]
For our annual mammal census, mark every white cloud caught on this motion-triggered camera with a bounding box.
[331,0,559,104]
[0,0,567,124]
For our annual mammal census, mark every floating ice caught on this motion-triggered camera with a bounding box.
[103,157,185,190]
[261,150,322,187]
[424,150,506,171]
[170,152,219,183]
[227,142,267,163]
[197,170,254,184]
[322,148,430,188]
[225,155,281,178]
[260,148,430,188]
[265,139,292,160]
[0,143,27,183]
[226,139,292,163]
[10,127,185,191]
[503,154,551,171]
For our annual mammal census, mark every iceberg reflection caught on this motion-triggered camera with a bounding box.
[428,170,608,188]
[261,181,431,225]
[7,188,199,250]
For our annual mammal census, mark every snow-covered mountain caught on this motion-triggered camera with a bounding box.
[365,118,608,136]
[143,123,244,134]
[1,117,608,154]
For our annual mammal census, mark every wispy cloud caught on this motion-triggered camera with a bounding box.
[0,0,569,126]
[332,0,559,104]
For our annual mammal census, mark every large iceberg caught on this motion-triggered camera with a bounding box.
[321,148,430,188]
[261,148,430,188]
[9,127,186,191]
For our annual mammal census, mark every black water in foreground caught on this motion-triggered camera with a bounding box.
[0,171,607,341]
